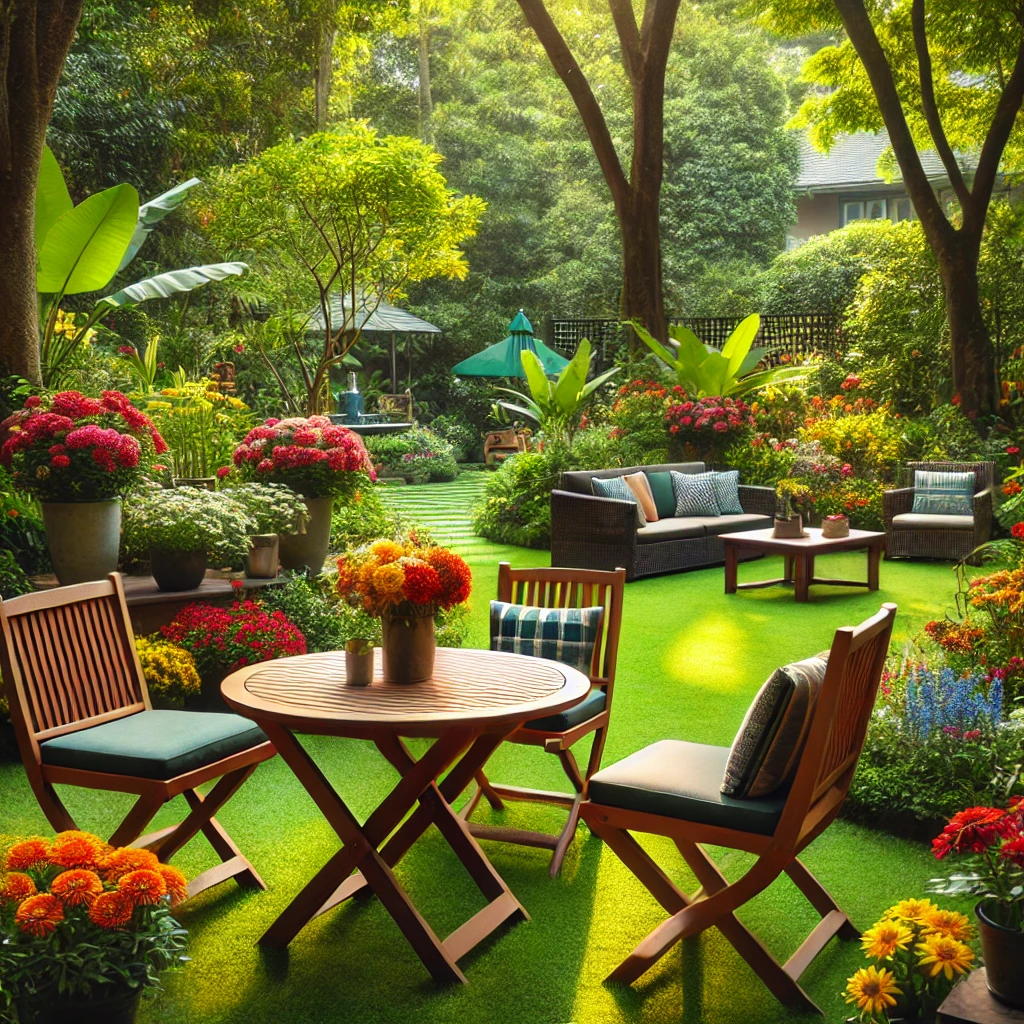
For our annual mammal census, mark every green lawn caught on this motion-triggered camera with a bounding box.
[0,506,974,1024]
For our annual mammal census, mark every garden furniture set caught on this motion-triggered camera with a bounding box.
[0,565,898,1014]
[483,427,530,464]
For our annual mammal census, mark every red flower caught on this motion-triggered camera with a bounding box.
[23,395,41,408]
[15,893,64,936]
[932,806,1010,859]
[216,466,231,479]
[50,454,70,468]
[999,836,1024,868]
[1007,446,1020,455]
[401,561,443,605]
[1011,523,1024,540]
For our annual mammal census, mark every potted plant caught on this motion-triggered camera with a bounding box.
[344,638,375,686]
[0,830,188,1023]
[133,637,202,708]
[843,897,976,1023]
[0,392,167,584]
[930,798,1024,1009]
[222,482,310,580]
[336,540,471,683]
[232,416,375,573]
[122,488,251,591]
[773,478,814,538]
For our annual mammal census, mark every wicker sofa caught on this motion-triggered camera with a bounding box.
[883,460,995,562]
[551,462,776,581]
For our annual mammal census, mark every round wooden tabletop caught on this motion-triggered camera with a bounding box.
[220,647,593,738]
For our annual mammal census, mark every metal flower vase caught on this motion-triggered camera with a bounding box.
[380,613,435,684]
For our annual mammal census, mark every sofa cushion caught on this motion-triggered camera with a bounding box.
[671,471,721,517]
[690,513,771,537]
[645,471,678,518]
[911,470,974,516]
[721,654,829,799]
[636,517,707,543]
[40,710,267,781]
[891,512,973,530]
[490,601,603,673]
[524,687,606,731]
[695,470,744,515]
[592,475,646,526]
[588,739,787,836]
[623,472,659,522]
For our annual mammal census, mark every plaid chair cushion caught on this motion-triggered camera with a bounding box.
[490,602,603,673]
[694,470,743,515]
[592,475,647,526]
[911,470,974,516]
[671,470,721,517]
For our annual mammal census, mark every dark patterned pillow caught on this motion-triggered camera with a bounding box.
[671,470,721,517]
[694,470,743,515]
[721,654,829,799]
[490,602,603,674]
[592,475,647,526]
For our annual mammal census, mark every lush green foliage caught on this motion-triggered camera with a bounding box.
[0,468,50,575]
[330,481,406,553]
[223,482,309,536]
[0,551,31,600]
[363,427,459,482]
[259,574,347,654]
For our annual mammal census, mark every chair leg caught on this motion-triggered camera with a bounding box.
[109,792,166,848]
[475,770,505,811]
[34,781,79,834]
[785,858,859,941]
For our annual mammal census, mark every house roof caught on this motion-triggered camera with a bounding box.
[796,131,951,191]
[306,294,441,335]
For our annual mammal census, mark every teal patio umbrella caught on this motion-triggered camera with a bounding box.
[451,310,569,378]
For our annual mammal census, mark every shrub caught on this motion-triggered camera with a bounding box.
[259,574,346,654]
[221,482,309,536]
[0,467,50,575]
[363,427,459,482]
[428,414,477,462]
[801,408,906,481]
[473,450,568,549]
[665,395,754,464]
[134,637,202,707]
[723,434,797,487]
[331,482,405,553]
[606,379,673,461]
[0,550,30,600]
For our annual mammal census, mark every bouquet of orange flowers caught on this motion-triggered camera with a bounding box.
[336,539,472,618]
[843,898,975,1022]
[0,831,188,1016]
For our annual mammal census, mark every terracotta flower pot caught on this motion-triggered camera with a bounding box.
[279,496,333,574]
[41,499,121,585]
[381,613,435,684]
[345,644,375,686]
[150,548,207,592]
[245,534,279,579]
[17,986,141,1024]
[977,900,1024,1009]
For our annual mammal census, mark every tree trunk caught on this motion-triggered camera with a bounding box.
[314,22,336,130]
[940,244,996,417]
[0,0,83,386]
[620,192,664,345]
[417,13,434,147]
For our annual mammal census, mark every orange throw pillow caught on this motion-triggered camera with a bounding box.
[623,472,659,522]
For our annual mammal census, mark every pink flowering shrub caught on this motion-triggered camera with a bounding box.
[664,395,754,439]
[0,391,167,502]
[232,416,376,498]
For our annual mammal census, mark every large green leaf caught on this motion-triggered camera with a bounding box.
[553,338,590,414]
[634,323,679,370]
[520,348,554,410]
[722,314,761,380]
[117,178,202,271]
[92,262,248,315]
[580,365,618,400]
[37,183,139,295]
[35,146,72,251]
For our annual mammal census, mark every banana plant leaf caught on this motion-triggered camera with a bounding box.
[92,263,248,316]
[117,178,203,272]
[35,147,73,250]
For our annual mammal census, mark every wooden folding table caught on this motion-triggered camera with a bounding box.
[221,647,590,983]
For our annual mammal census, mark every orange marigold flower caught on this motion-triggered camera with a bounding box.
[50,830,106,869]
[0,872,37,903]
[118,868,167,905]
[15,892,64,936]
[50,869,104,907]
[424,547,472,608]
[102,846,159,882]
[5,837,51,872]
[157,864,189,905]
[370,540,405,565]
[88,890,133,929]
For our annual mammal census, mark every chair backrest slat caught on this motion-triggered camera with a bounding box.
[0,575,149,760]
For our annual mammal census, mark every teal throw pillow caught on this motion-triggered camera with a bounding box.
[490,601,603,674]
[695,470,743,515]
[911,470,974,516]
[671,470,721,517]
[592,475,647,526]
[645,471,677,518]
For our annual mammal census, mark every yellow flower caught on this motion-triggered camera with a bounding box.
[887,898,938,924]
[227,397,248,410]
[923,909,975,942]
[861,919,914,960]
[372,562,406,602]
[845,966,901,1016]
[371,540,406,565]
[916,934,974,981]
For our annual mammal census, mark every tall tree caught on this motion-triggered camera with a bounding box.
[0,0,84,385]
[515,0,683,343]
[761,0,1024,417]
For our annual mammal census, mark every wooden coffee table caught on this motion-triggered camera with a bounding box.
[221,647,591,983]
[720,526,885,602]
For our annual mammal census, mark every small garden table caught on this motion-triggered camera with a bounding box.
[720,526,885,603]
[220,647,591,984]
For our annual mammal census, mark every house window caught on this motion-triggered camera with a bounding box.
[892,198,914,222]
[842,201,864,226]
[866,199,887,220]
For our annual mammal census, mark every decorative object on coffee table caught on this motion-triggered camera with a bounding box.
[938,968,1024,1023]
[721,526,885,602]
[773,479,812,539]
[220,646,591,982]
[344,639,374,686]
[822,513,850,539]
[336,540,472,684]
[0,391,167,584]
[930,798,1024,1010]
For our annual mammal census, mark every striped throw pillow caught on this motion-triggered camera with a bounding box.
[911,470,974,516]
[671,470,721,517]
[490,602,603,673]
[592,475,647,526]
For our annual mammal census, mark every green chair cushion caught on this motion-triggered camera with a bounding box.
[41,710,267,781]
[524,688,606,732]
[587,739,788,836]
[645,471,678,519]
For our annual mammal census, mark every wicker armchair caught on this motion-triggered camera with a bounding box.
[883,461,995,562]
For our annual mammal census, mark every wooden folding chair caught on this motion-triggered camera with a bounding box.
[461,562,626,876]
[580,603,896,1014]
[0,573,276,900]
